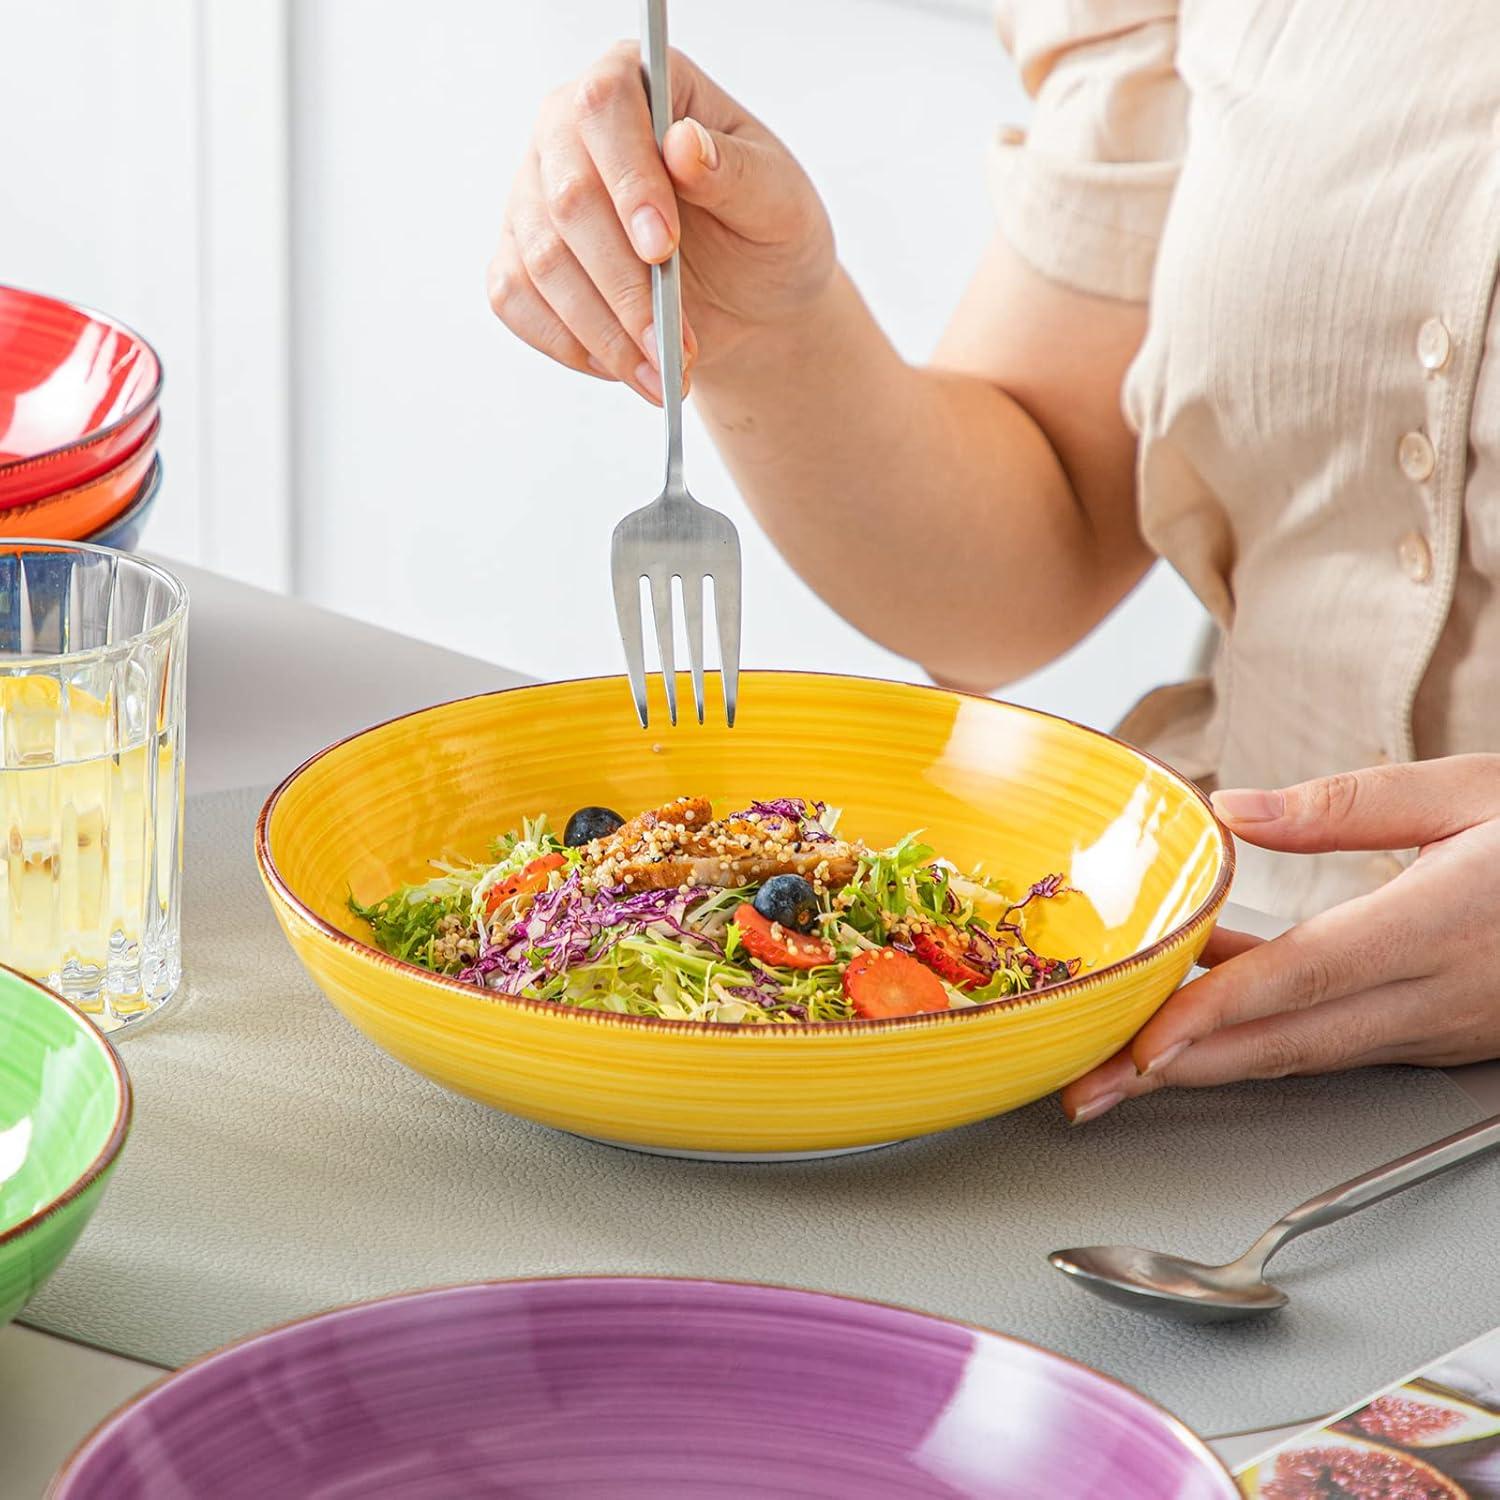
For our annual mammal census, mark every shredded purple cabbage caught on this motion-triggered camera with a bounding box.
[960,925,1004,976]
[1006,873,1073,915]
[722,980,791,1013]
[992,874,1081,985]
[458,875,715,994]
[728,797,834,844]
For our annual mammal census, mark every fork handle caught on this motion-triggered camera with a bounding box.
[640,0,685,493]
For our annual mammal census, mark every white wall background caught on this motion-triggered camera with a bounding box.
[2,0,1206,731]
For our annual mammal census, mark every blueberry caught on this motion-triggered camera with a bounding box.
[753,874,819,933]
[564,806,625,847]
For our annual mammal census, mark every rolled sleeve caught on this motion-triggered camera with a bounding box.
[990,3,1186,302]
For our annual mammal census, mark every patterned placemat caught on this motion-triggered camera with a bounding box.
[25,788,1496,1437]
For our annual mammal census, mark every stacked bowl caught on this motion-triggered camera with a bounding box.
[0,285,163,552]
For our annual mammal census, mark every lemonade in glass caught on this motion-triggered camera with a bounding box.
[0,543,186,1031]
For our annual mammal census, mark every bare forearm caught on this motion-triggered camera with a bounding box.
[693,269,1145,687]
[489,49,1148,682]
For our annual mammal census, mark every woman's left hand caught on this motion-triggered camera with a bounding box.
[1061,754,1500,1124]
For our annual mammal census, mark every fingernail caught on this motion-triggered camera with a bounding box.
[640,322,659,370]
[630,205,673,262]
[685,116,718,169]
[585,356,610,377]
[1138,1040,1190,1078]
[1069,1092,1123,1126]
[1211,788,1284,823]
[634,361,663,400]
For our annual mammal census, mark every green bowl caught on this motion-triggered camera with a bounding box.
[0,967,131,1325]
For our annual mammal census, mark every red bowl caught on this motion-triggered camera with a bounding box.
[0,286,162,506]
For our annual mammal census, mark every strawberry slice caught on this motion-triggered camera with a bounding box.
[843,948,950,1019]
[733,903,835,970]
[484,853,565,917]
[910,928,987,990]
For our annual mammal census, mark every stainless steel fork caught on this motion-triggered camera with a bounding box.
[610,0,742,728]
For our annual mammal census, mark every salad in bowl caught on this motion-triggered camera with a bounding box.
[258,671,1231,1154]
[353,794,1078,1026]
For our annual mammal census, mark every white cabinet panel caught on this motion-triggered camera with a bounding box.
[1,0,294,588]
[197,0,293,590]
[1,0,203,562]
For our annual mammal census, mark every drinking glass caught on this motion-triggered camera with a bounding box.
[0,542,187,1032]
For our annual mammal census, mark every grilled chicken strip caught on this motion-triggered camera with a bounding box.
[583,796,860,893]
[618,847,859,891]
[609,795,712,844]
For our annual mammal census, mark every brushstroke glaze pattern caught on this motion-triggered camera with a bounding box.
[0,966,131,1324]
[258,673,1230,1154]
[51,1278,1237,1498]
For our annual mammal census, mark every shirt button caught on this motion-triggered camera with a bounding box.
[1370,853,1405,884]
[1417,318,1452,372]
[1398,531,1433,582]
[1398,430,1436,481]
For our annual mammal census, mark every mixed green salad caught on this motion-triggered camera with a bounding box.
[351,796,1080,1024]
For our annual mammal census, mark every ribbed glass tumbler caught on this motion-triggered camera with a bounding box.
[0,543,187,1032]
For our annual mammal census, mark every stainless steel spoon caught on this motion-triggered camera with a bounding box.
[1049,1111,1500,1323]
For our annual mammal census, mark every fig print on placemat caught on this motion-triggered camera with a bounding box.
[1240,1430,1466,1499]
[1238,1338,1500,1499]
[1337,1384,1500,1450]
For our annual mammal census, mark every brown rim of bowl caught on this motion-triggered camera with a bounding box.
[254,669,1236,1039]
[46,1272,1238,1497]
[0,285,164,478]
[0,403,158,492]
[0,964,133,1249]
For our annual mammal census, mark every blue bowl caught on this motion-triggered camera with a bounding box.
[88,455,161,553]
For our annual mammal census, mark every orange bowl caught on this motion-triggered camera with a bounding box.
[0,416,157,540]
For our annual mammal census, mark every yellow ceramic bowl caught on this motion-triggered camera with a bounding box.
[256,674,1231,1159]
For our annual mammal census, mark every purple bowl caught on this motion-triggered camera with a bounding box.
[49,1278,1236,1499]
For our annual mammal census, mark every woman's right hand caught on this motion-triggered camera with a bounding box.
[487,43,835,405]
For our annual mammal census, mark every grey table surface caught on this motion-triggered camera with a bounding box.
[2,559,1496,1497]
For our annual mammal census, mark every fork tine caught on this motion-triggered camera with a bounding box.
[681,573,706,724]
[649,570,678,726]
[612,561,650,727]
[712,563,742,728]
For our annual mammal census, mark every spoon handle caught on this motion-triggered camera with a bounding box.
[1247,1111,1500,1272]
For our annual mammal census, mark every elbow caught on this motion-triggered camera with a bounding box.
[920,660,1012,699]
[914,565,1137,698]
[916,629,1070,698]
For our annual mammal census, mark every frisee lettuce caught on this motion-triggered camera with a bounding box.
[348,871,474,971]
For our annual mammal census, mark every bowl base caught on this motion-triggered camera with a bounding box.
[571,1133,904,1162]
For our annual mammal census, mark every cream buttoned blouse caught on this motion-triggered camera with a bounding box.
[990,0,1500,919]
